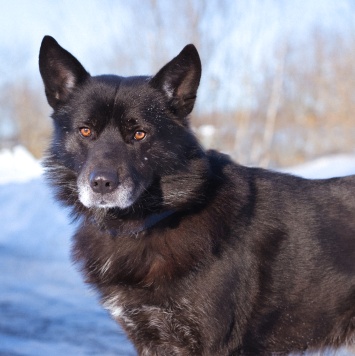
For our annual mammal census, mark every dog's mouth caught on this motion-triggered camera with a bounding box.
[98,199,111,208]
[76,165,154,210]
[77,178,136,210]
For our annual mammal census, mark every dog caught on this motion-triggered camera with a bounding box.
[39,35,355,355]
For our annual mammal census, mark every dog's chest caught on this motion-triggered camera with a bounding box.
[103,293,201,353]
[104,295,164,332]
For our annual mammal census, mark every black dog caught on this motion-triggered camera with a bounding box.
[39,35,355,355]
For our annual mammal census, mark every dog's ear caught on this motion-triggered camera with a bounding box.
[39,36,89,109]
[150,44,201,118]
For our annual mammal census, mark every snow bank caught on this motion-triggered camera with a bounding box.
[282,154,355,179]
[0,146,43,184]
[0,147,135,355]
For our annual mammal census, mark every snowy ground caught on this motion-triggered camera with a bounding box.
[1,146,355,356]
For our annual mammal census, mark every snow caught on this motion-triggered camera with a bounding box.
[0,147,135,355]
[0,146,43,184]
[281,154,355,179]
[1,146,355,355]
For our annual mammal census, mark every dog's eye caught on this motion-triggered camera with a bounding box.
[79,127,92,137]
[133,130,146,141]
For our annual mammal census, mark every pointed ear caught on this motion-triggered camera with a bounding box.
[150,44,201,118]
[39,36,90,109]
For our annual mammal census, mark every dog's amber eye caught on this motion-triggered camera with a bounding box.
[134,130,146,141]
[80,127,92,137]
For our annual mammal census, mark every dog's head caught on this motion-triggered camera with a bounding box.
[39,36,209,216]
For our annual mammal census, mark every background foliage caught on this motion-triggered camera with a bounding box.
[1,0,355,168]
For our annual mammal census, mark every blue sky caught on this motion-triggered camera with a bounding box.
[1,0,354,83]
[0,1,129,84]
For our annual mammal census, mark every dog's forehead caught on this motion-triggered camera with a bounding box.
[92,75,153,101]
[116,77,156,109]
[77,75,164,123]
[97,76,158,103]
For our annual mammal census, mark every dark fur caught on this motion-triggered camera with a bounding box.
[39,36,355,355]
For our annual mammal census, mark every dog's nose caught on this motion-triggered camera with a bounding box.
[89,171,119,194]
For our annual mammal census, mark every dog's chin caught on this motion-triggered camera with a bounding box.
[93,200,132,210]
[78,185,135,210]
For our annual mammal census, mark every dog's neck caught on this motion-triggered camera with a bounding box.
[93,209,176,237]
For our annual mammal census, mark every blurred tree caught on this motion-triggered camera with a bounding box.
[3,0,355,168]
[8,82,51,158]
